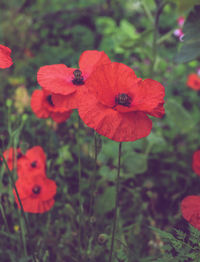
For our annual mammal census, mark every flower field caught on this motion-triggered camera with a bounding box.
[0,1,200,261]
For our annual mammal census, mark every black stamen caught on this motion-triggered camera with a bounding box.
[115,93,132,107]
[46,95,54,107]
[17,152,23,159]
[31,161,37,168]
[72,69,84,86]
[32,185,41,194]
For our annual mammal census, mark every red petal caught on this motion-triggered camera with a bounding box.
[79,50,111,77]
[52,89,82,110]
[51,110,72,123]
[37,64,77,95]
[26,146,46,163]
[181,195,200,230]
[31,90,50,118]
[78,93,152,142]
[192,150,200,176]
[85,62,138,108]
[187,74,200,90]
[39,178,57,201]
[129,79,165,118]
[0,45,13,69]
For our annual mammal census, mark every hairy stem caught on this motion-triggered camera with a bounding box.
[108,142,122,262]
[149,1,168,77]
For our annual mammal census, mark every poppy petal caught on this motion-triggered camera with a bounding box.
[192,150,200,176]
[26,146,46,163]
[181,195,200,230]
[187,74,200,90]
[31,90,50,118]
[79,50,111,78]
[129,79,165,118]
[50,110,72,123]
[37,64,77,95]
[0,45,13,69]
[79,93,152,142]
[52,89,82,110]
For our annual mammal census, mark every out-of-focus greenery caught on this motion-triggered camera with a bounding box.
[0,0,200,261]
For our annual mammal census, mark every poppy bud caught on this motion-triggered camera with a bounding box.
[97,233,108,245]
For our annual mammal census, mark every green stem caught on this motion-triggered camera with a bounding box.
[0,153,37,262]
[0,203,10,233]
[108,142,122,262]
[89,131,98,218]
[140,0,154,24]
[77,115,83,259]
[149,1,168,78]
[0,153,30,234]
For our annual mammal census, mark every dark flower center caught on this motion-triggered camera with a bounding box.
[46,95,54,107]
[17,152,23,159]
[32,185,41,194]
[72,69,84,86]
[115,93,132,107]
[31,161,37,167]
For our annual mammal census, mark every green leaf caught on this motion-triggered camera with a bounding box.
[122,151,148,175]
[170,0,200,12]
[174,5,200,63]
[119,19,138,40]
[95,16,117,35]
[165,99,196,133]
[96,186,116,213]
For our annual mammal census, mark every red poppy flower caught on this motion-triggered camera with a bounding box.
[17,146,47,179]
[14,173,56,213]
[37,50,111,110]
[31,89,72,123]
[181,195,200,230]
[192,150,200,176]
[2,147,24,171]
[0,45,13,69]
[78,62,165,142]
[187,74,200,90]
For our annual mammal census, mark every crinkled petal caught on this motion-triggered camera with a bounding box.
[129,79,165,118]
[78,93,152,142]
[0,45,13,69]
[39,178,57,201]
[187,74,200,90]
[26,146,46,163]
[52,88,83,110]
[79,50,111,78]
[192,150,200,176]
[51,110,72,123]
[31,90,50,118]
[37,64,77,95]
[181,195,200,230]
[85,62,138,108]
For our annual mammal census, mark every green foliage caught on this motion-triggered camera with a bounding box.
[175,5,200,63]
[150,225,200,262]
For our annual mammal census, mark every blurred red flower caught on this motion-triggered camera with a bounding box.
[0,45,13,69]
[187,74,200,90]
[31,89,72,123]
[181,195,200,230]
[17,146,47,179]
[3,147,24,171]
[78,62,165,142]
[192,150,200,176]
[14,174,56,213]
[3,146,47,178]
[37,50,111,110]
